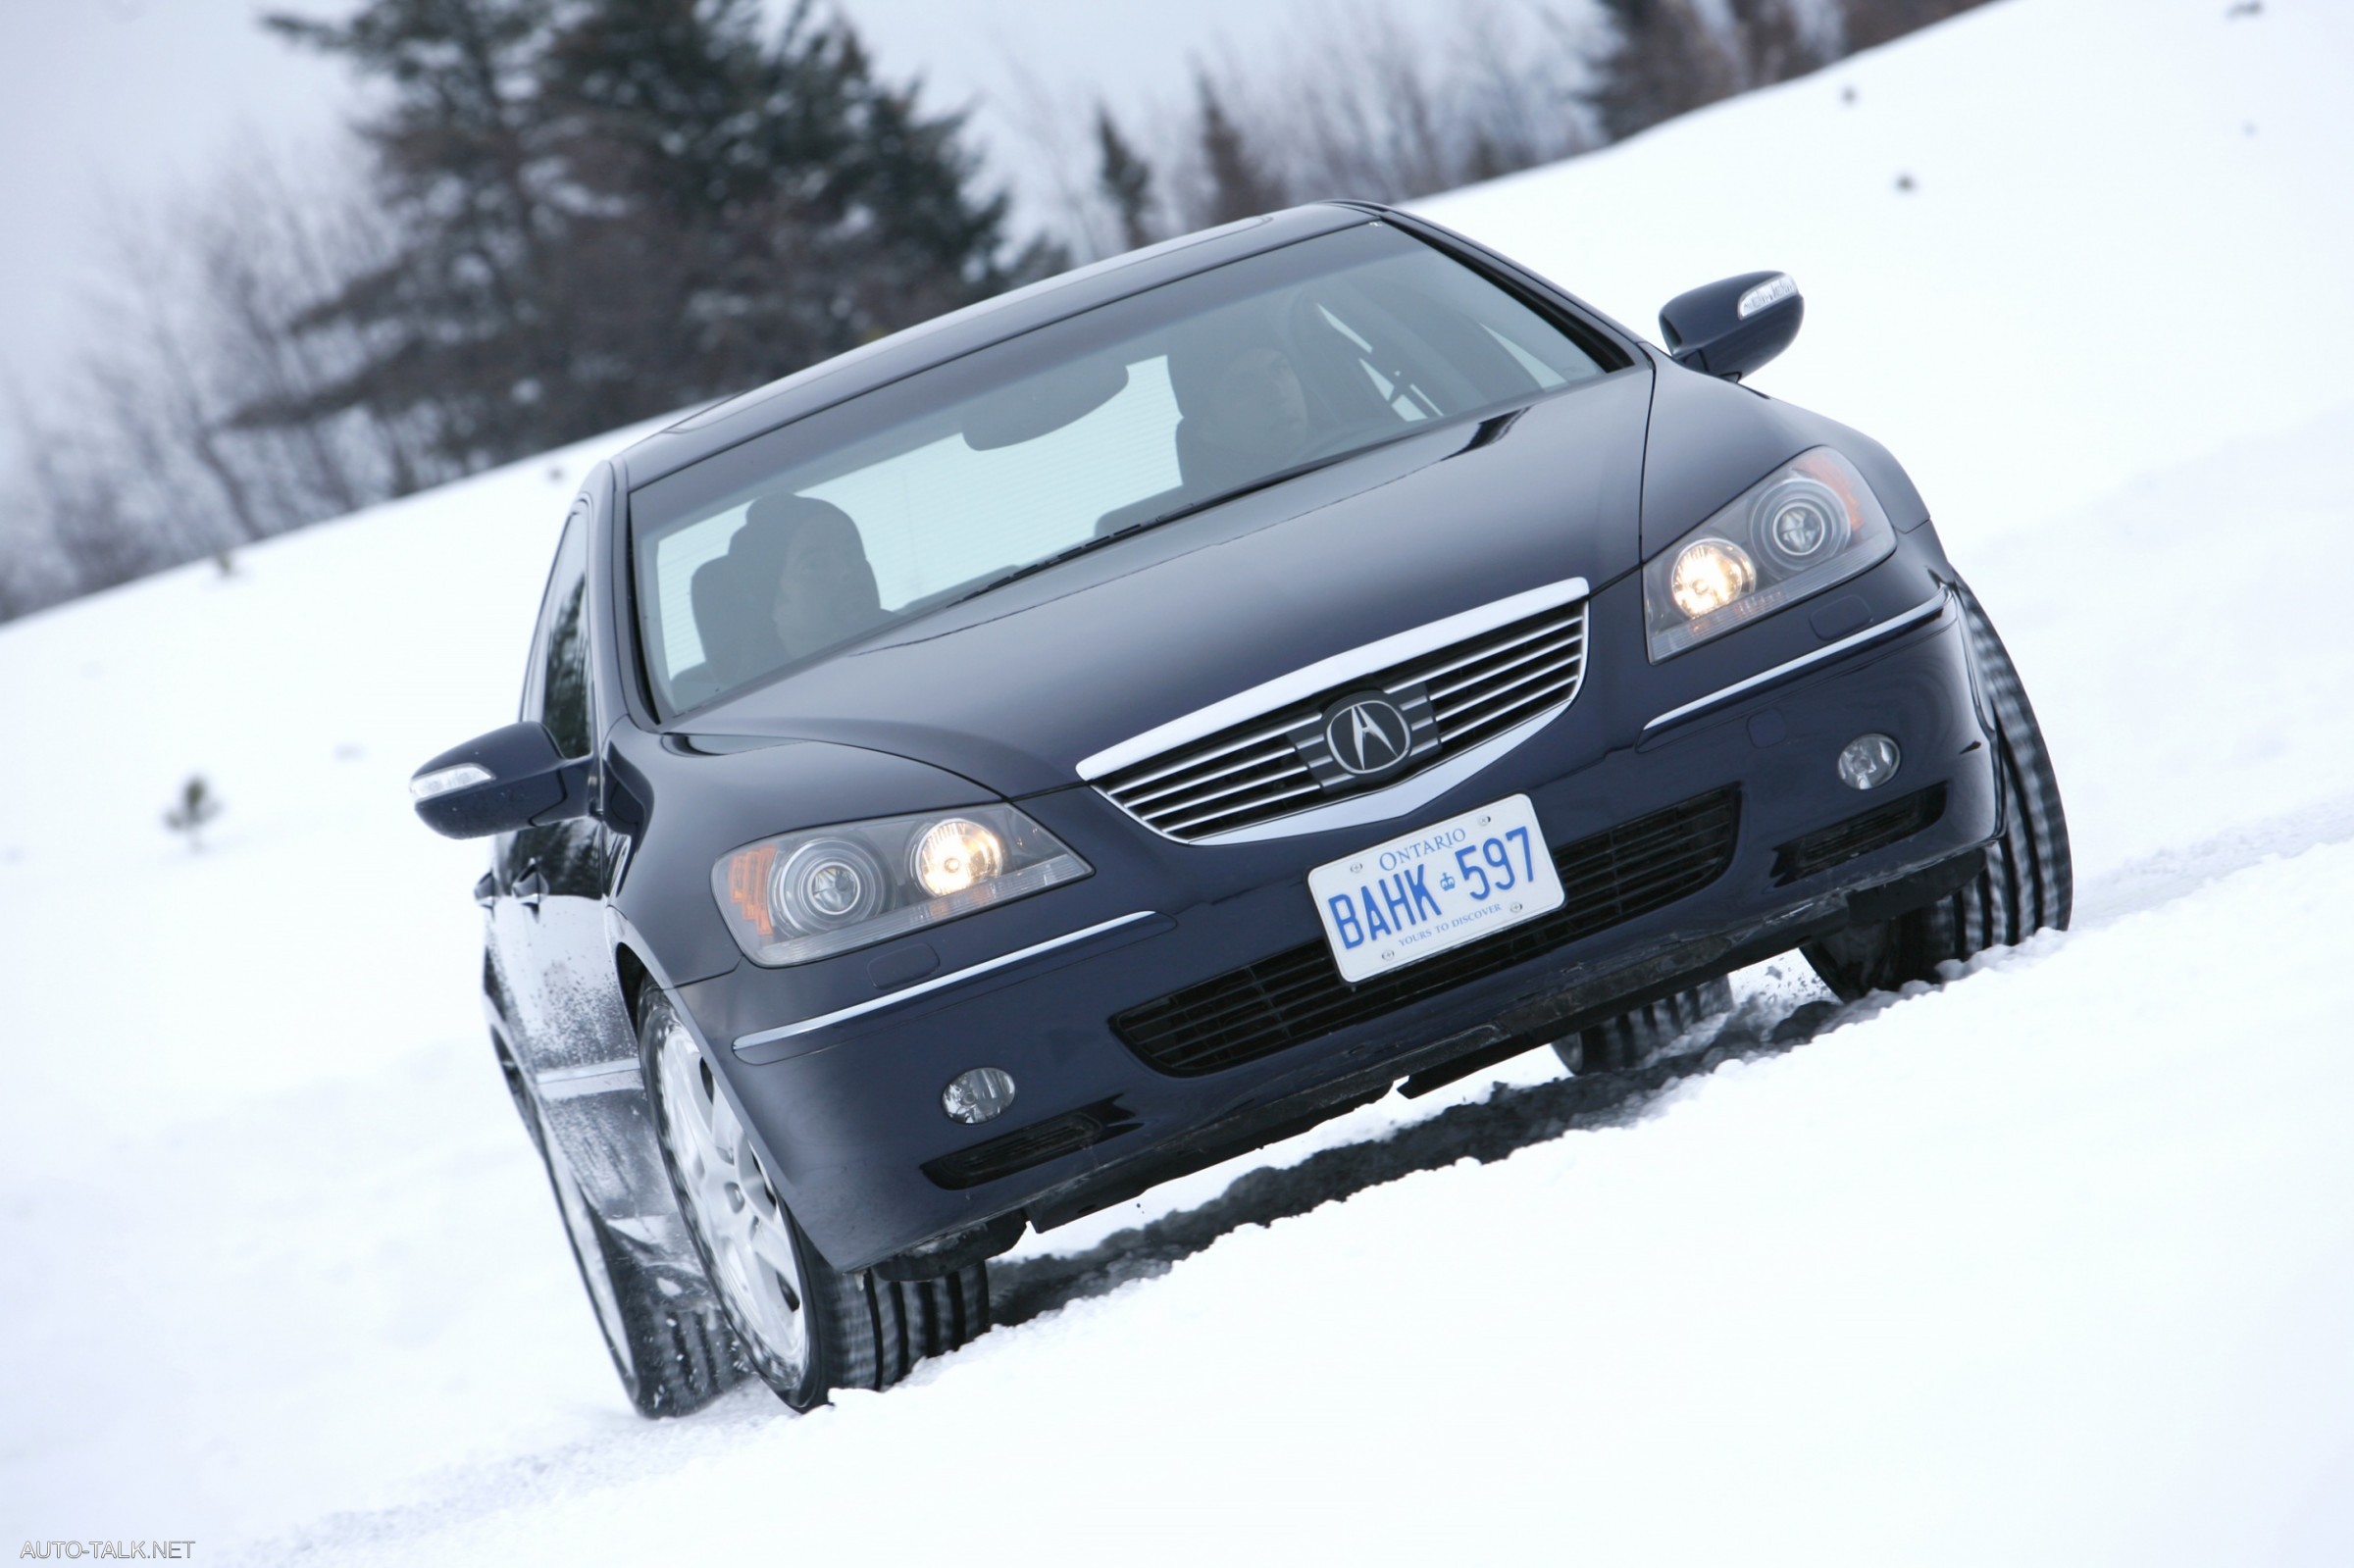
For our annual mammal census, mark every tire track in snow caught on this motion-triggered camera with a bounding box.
[993,789,2354,1328]
[990,987,1845,1328]
[256,794,2354,1562]
[2073,789,2354,930]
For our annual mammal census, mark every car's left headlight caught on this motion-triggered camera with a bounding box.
[1643,447,1897,660]
[711,804,1092,966]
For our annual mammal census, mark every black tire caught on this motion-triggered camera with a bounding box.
[1553,977,1734,1074]
[869,1258,993,1388]
[638,987,988,1411]
[1803,578,2073,1000]
[495,1035,735,1417]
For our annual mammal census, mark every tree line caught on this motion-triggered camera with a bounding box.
[0,0,1987,623]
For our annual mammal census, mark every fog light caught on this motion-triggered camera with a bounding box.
[943,1067,1017,1125]
[1837,733,1902,790]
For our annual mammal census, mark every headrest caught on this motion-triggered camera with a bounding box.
[1165,304,1285,418]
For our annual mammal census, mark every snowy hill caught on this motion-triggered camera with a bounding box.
[4,0,2351,1560]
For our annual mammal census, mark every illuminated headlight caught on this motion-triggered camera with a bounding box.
[913,817,1006,897]
[1668,538,1757,618]
[1643,448,1897,660]
[713,805,1090,966]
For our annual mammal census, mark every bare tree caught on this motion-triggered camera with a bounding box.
[1170,0,1595,223]
[86,216,269,545]
[1455,2,1596,178]
[199,150,401,520]
[4,392,178,598]
[0,138,435,623]
[989,53,1126,262]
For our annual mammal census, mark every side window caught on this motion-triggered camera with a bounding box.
[527,509,595,760]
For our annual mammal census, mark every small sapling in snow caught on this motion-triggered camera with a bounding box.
[165,775,223,850]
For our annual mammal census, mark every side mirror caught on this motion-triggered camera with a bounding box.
[1658,272,1804,379]
[409,722,592,839]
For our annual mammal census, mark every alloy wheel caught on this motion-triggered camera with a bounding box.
[651,1011,812,1384]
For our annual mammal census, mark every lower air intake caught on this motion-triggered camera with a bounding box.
[920,1101,1137,1190]
[1771,784,1945,885]
[1113,787,1742,1077]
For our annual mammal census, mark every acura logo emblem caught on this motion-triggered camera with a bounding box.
[1324,696,1412,777]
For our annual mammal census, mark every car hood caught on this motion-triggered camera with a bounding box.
[686,367,1654,798]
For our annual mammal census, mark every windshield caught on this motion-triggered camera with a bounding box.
[630,222,1613,718]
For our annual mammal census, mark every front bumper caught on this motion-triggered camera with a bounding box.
[676,574,1996,1272]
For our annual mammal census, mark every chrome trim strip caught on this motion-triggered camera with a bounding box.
[1116,738,1300,805]
[1423,627,1582,700]
[1156,777,1324,835]
[536,1060,645,1101]
[1642,592,1949,734]
[1184,696,1569,845]
[1103,721,1301,796]
[1412,616,1579,688]
[731,911,1163,1053]
[1075,575,1591,781]
[1121,742,1303,810]
[1433,648,1582,721]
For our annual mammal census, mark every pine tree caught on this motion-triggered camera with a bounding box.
[164,775,223,850]
[1193,73,1285,226]
[1726,0,1828,88]
[1838,0,1990,53]
[253,0,1024,472]
[1095,105,1157,252]
[259,0,573,470]
[1581,0,1740,144]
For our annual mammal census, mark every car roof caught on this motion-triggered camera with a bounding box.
[610,202,1375,489]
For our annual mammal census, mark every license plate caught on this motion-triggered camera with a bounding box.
[1307,794,1564,984]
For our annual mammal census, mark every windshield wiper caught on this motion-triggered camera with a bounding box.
[959,521,1160,603]
[955,444,1383,605]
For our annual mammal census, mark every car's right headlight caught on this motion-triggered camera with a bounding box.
[712,804,1092,966]
[1642,447,1897,660]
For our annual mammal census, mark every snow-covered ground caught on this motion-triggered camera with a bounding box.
[4,0,2352,1560]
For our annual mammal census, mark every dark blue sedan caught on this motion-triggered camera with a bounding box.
[412,203,2071,1413]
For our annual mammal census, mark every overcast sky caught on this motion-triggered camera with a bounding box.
[0,0,1477,400]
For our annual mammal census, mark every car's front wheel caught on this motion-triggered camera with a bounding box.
[1803,579,2073,998]
[495,1034,735,1417]
[640,987,988,1411]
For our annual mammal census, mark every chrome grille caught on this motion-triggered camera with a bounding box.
[1095,595,1588,841]
[1410,600,1589,746]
